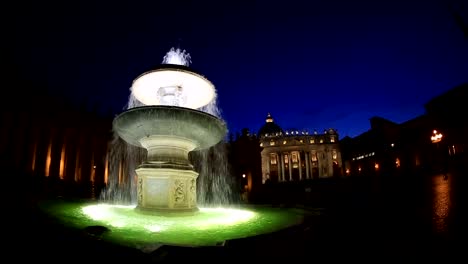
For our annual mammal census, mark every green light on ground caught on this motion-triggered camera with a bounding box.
[39,200,305,248]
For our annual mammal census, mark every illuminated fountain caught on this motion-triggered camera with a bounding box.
[38,48,306,249]
[113,48,225,214]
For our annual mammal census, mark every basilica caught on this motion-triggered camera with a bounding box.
[258,113,343,184]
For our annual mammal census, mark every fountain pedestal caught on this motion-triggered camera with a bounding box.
[135,135,199,213]
[113,105,227,215]
[136,167,198,213]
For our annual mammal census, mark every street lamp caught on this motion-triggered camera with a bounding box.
[431,130,443,143]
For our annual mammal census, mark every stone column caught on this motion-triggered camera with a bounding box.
[327,149,334,176]
[280,152,285,182]
[298,151,303,180]
[305,151,310,179]
[266,152,271,182]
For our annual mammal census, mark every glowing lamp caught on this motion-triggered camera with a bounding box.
[431,130,443,143]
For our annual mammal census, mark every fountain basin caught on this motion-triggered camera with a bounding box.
[37,199,306,248]
[113,105,226,151]
[131,64,215,109]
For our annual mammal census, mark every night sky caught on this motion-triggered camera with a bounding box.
[10,0,468,138]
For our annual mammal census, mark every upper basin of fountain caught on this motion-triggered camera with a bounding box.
[113,105,227,150]
[131,63,215,109]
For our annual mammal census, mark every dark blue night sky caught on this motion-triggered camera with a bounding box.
[10,0,468,138]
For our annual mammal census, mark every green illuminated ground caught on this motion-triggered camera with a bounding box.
[38,200,305,249]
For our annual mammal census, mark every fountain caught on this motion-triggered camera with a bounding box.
[36,48,308,250]
[113,49,226,214]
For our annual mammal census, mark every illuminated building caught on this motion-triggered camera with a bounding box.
[258,113,343,183]
[341,83,468,177]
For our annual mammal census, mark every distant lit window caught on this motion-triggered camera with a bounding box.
[330,137,335,143]
[284,154,289,164]
[270,141,275,146]
[270,153,277,165]
[310,139,315,144]
[292,152,299,168]
[332,150,337,159]
[292,152,298,163]
[299,139,303,143]
[283,140,287,145]
[319,139,323,143]
[311,151,317,161]
[260,143,263,147]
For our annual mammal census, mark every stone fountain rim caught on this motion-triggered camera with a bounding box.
[132,64,213,86]
[112,105,227,150]
[113,105,225,124]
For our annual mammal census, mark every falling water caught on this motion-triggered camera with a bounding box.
[99,134,146,204]
[99,47,239,206]
[191,141,240,207]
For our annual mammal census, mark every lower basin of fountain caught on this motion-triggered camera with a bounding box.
[36,199,307,249]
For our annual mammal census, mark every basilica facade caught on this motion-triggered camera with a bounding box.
[258,113,343,184]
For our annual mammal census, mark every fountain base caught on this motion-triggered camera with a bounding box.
[136,166,198,214]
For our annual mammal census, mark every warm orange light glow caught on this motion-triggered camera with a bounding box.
[242,174,246,178]
[59,145,66,179]
[104,153,109,184]
[395,158,401,168]
[345,169,350,174]
[431,130,443,143]
[374,163,379,170]
[31,142,37,172]
[91,165,96,183]
[45,143,52,177]
[118,160,123,185]
[75,149,81,182]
